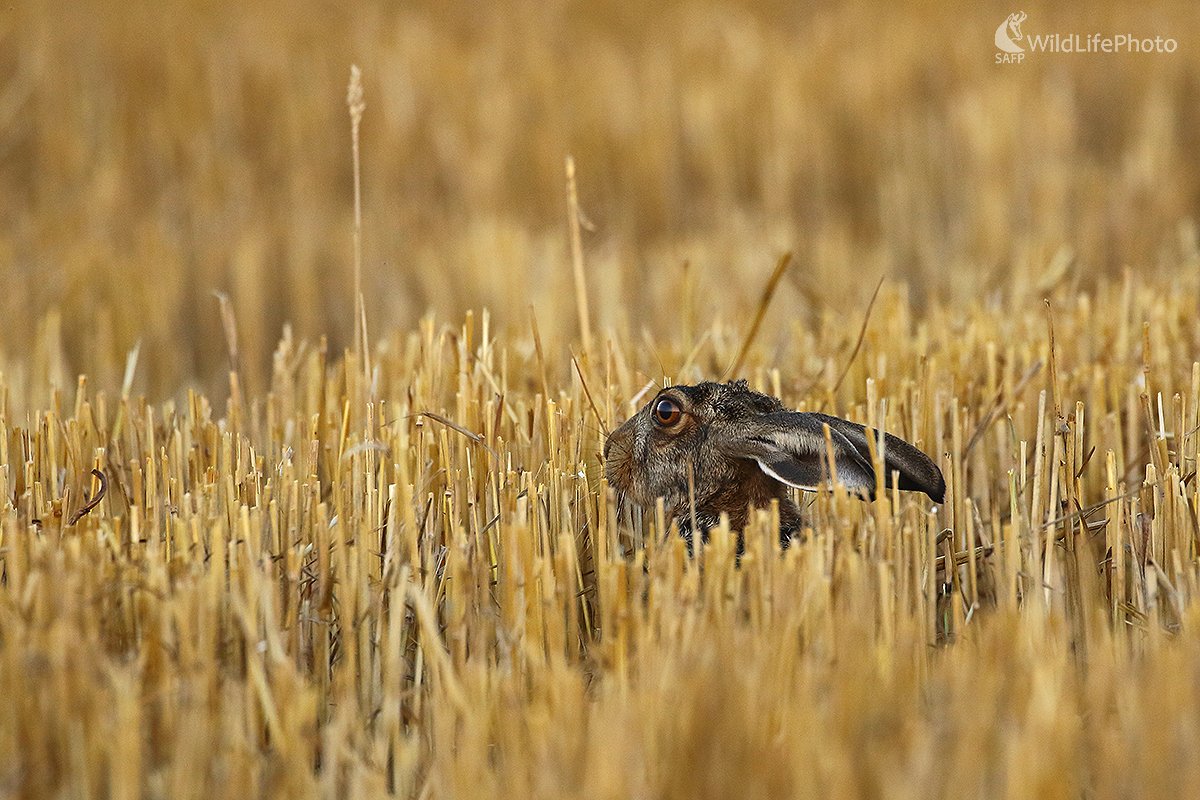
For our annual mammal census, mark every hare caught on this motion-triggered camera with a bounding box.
[603,380,945,546]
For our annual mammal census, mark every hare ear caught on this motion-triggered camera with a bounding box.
[721,412,946,502]
[720,414,879,496]
[808,413,946,502]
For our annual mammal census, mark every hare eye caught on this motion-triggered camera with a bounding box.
[653,398,682,427]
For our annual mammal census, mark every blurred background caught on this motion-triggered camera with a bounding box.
[1,0,1197,398]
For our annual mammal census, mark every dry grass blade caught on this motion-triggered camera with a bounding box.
[724,251,792,379]
[530,305,551,404]
[212,290,240,374]
[67,469,106,525]
[566,155,593,357]
[572,352,608,436]
[417,411,498,459]
[964,359,1042,459]
[348,64,369,378]
[815,272,885,409]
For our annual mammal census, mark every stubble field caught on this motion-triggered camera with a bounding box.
[3,1,1200,797]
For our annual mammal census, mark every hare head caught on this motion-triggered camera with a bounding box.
[603,380,945,545]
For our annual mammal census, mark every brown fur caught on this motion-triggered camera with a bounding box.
[604,380,943,547]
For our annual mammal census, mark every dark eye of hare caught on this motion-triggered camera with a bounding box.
[653,398,682,427]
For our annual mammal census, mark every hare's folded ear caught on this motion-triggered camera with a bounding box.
[719,412,946,503]
[718,414,879,497]
[811,414,946,502]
